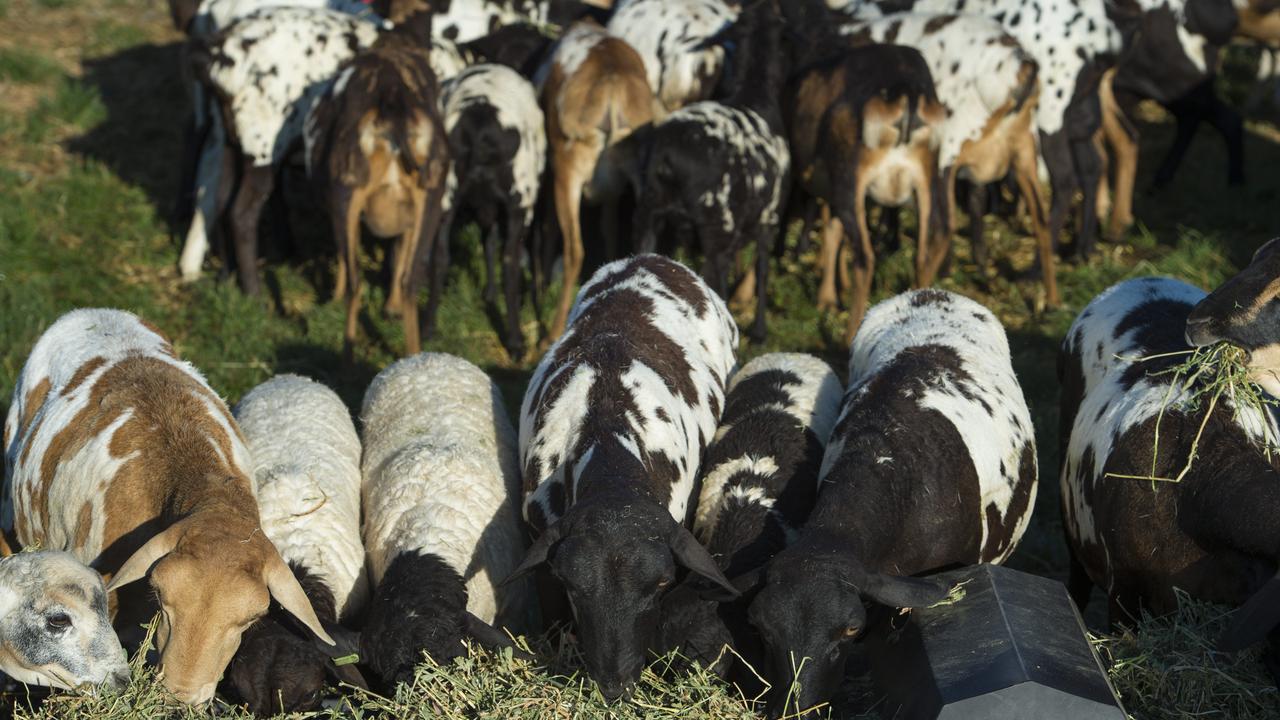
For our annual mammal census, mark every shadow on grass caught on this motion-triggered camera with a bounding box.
[66,41,189,235]
[271,343,381,412]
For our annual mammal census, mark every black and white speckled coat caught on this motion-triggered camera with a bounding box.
[1059,277,1280,648]
[659,352,843,675]
[435,63,547,358]
[607,0,740,111]
[741,288,1037,715]
[510,254,739,699]
[625,0,790,342]
[359,352,530,686]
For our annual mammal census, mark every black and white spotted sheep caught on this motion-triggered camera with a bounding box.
[837,0,1118,259]
[659,353,843,677]
[742,288,1038,716]
[224,374,368,714]
[625,0,790,343]
[176,0,385,283]
[1060,264,1280,672]
[841,14,1057,306]
[435,63,547,359]
[191,7,380,297]
[508,254,740,701]
[607,0,740,111]
[359,353,531,688]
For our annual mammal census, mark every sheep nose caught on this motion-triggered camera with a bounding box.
[168,681,217,705]
[1184,316,1218,347]
[597,679,635,703]
[107,668,130,690]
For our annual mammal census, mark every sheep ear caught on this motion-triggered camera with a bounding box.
[504,523,562,585]
[264,553,335,646]
[106,523,185,592]
[1219,573,1280,652]
[463,612,535,661]
[860,573,950,609]
[313,626,369,688]
[669,525,738,601]
[730,566,766,596]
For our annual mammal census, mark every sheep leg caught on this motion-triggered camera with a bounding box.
[483,221,500,305]
[231,163,275,296]
[816,203,840,312]
[730,266,756,310]
[843,189,874,345]
[1100,72,1136,242]
[1040,130,1074,258]
[502,208,528,360]
[1069,134,1103,260]
[548,143,592,342]
[913,167,941,289]
[415,182,450,352]
[748,224,775,344]
[968,181,988,270]
[179,114,225,282]
[336,186,362,364]
[211,138,237,282]
[794,197,817,258]
[1014,130,1059,307]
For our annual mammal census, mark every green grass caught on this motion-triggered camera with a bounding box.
[4,1,1280,717]
[0,47,60,84]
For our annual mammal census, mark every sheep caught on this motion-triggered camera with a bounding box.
[834,0,1117,260]
[842,13,1058,306]
[174,0,385,283]
[191,7,381,298]
[1059,255,1280,679]
[541,20,661,341]
[740,289,1038,717]
[658,353,842,678]
[359,352,530,687]
[784,36,945,341]
[1,308,333,704]
[223,374,368,715]
[434,63,547,360]
[304,11,450,359]
[507,254,740,701]
[0,551,130,693]
[623,0,790,343]
[606,0,740,112]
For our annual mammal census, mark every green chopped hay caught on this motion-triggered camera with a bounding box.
[1107,343,1279,485]
[1091,590,1280,720]
[929,579,971,608]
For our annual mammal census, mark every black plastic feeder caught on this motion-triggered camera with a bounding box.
[865,564,1126,720]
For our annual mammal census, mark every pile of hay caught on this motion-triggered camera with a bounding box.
[1091,590,1280,720]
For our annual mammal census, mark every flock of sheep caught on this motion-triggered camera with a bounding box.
[164,0,1267,361]
[7,246,1280,716]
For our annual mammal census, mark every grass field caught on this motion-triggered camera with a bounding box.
[4,0,1280,717]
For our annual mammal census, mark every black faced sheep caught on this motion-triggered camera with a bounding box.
[223,374,368,715]
[1060,251,1280,680]
[508,254,739,700]
[623,0,790,343]
[359,352,531,688]
[658,353,842,679]
[741,289,1038,717]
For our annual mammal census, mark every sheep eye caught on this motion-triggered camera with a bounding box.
[45,613,72,631]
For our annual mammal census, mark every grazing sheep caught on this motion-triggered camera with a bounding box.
[742,289,1037,716]
[360,352,529,687]
[304,12,450,358]
[223,374,368,714]
[509,254,739,700]
[843,13,1057,306]
[607,0,740,111]
[541,20,661,342]
[0,551,130,693]
[625,0,790,343]
[659,353,842,677]
[435,63,547,359]
[2,309,333,705]
[1060,254,1280,677]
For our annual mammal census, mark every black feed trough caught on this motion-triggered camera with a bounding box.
[865,564,1126,720]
